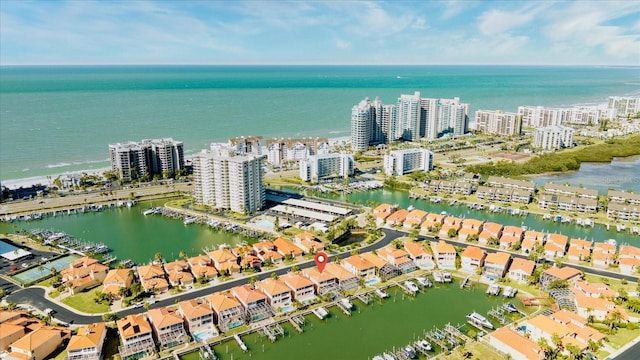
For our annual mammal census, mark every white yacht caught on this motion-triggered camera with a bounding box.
[467,312,493,329]
[416,340,432,351]
[375,288,389,299]
[415,276,432,288]
[339,298,353,309]
[404,281,419,293]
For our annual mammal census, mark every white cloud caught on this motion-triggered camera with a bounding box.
[335,39,352,49]
[476,3,548,36]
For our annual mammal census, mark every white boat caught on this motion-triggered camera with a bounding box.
[416,340,432,351]
[374,288,389,299]
[183,217,197,225]
[576,218,584,226]
[467,312,493,329]
[383,354,396,360]
[415,276,432,288]
[543,214,552,220]
[584,219,594,227]
[402,346,417,359]
[486,283,501,296]
[606,239,617,247]
[503,303,518,313]
[339,298,353,309]
[143,208,156,216]
[126,200,134,208]
[632,226,640,234]
[502,286,517,298]
[407,205,415,211]
[617,224,626,232]
[312,307,329,320]
[404,281,419,293]
[442,272,452,283]
[562,216,571,223]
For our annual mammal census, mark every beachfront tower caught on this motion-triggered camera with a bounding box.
[193,148,265,215]
[299,153,354,183]
[533,125,575,150]
[383,148,434,176]
[109,142,151,182]
[474,110,522,136]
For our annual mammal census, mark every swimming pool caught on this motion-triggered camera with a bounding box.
[11,254,80,285]
[256,219,275,230]
[364,278,381,286]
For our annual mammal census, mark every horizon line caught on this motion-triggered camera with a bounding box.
[2,63,639,67]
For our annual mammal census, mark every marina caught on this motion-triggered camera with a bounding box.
[179,283,505,360]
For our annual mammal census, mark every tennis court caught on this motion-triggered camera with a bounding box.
[11,254,80,285]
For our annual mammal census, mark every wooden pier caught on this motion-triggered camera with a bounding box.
[335,301,351,316]
[289,315,305,333]
[444,323,471,343]
[356,293,370,304]
[460,276,472,290]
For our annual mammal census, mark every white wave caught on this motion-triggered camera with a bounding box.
[22,168,30,172]
[47,162,72,168]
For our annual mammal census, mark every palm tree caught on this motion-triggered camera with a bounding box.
[270,272,279,280]
[154,252,164,264]
[178,250,187,260]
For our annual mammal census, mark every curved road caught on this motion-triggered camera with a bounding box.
[7,228,638,325]
[7,228,399,324]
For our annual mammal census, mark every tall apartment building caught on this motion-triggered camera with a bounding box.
[383,149,434,176]
[350,93,468,149]
[533,125,575,150]
[266,138,329,166]
[192,148,265,215]
[474,110,522,136]
[517,106,564,128]
[299,153,354,183]
[109,138,184,182]
[607,96,640,119]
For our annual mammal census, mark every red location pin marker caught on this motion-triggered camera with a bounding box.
[314,251,328,273]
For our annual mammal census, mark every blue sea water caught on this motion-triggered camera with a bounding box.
[1,65,639,181]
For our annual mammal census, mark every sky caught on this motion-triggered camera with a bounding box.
[1,0,639,66]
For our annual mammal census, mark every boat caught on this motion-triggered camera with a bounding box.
[416,340,432,351]
[584,219,594,227]
[126,200,134,208]
[554,215,562,222]
[606,239,617,247]
[407,205,415,211]
[312,306,329,320]
[617,224,627,232]
[576,218,584,226]
[543,214,552,220]
[477,204,485,210]
[143,208,156,216]
[467,312,493,329]
[503,286,517,298]
[404,281,419,293]
[486,283,501,296]
[374,288,389,299]
[562,216,571,223]
[632,226,640,235]
[183,217,197,225]
[503,303,518,313]
[442,271,453,283]
[382,353,396,360]
[489,204,495,212]
[401,346,417,359]
[415,276,432,288]
[339,298,353,309]
[373,356,385,360]
[495,206,503,213]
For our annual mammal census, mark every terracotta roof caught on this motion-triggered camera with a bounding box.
[273,238,303,256]
[361,252,388,269]
[461,218,483,229]
[208,249,237,264]
[458,227,480,236]
[543,266,581,280]
[103,269,133,285]
[386,209,409,222]
[502,225,523,236]
[0,323,25,343]
[433,240,456,254]
[257,278,291,296]
[524,230,545,241]
[574,281,617,298]
[253,240,276,253]
[527,314,573,338]
[117,315,152,340]
[294,232,316,242]
[521,238,540,250]
[593,242,616,253]
[324,263,357,281]
[10,327,66,353]
[461,246,486,261]
[343,254,376,271]
[0,311,27,324]
[569,238,591,249]
[406,209,428,219]
[509,258,535,275]
[444,216,462,226]
[404,241,430,258]
[482,222,503,235]
[148,307,184,329]
[302,266,337,283]
[66,322,106,351]
[178,299,213,320]
[548,233,568,246]
[373,203,396,213]
[232,285,267,305]
[207,292,242,312]
[280,272,314,290]
[489,326,543,360]
[137,264,165,280]
[619,245,640,258]
[485,252,511,266]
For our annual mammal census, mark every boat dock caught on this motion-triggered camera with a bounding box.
[486,283,501,296]
[335,300,352,316]
[425,328,449,350]
[197,343,217,360]
[396,281,417,296]
[460,276,472,290]
[433,271,453,283]
[312,306,328,320]
[233,334,248,351]
[488,306,509,325]
[444,323,471,343]
[289,315,305,333]
[356,293,370,304]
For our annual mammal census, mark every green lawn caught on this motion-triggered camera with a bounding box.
[61,286,110,314]
[443,341,504,360]
[606,327,640,350]
[584,274,638,295]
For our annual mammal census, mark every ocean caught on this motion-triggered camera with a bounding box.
[1,65,639,181]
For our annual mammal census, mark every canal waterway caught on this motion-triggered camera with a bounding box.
[185,283,508,360]
[290,188,640,247]
[0,200,253,264]
[530,156,640,194]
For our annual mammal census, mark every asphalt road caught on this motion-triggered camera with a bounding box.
[7,227,638,325]
[7,228,400,324]
[615,340,640,360]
